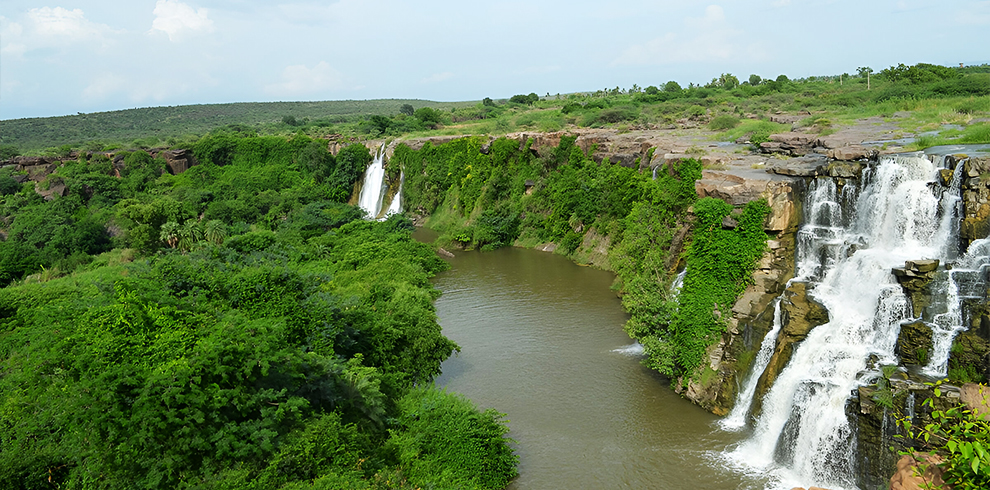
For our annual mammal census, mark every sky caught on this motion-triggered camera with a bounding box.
[1,0,988,120]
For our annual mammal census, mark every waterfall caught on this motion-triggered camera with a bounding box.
[924,235,990,376]
[726,153,965,489]
[719,298,783,431]
[385,169,404,217]
[357,145,403,220]
[671,268,687,296]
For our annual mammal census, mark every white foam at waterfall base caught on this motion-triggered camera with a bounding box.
[722,153,958,490]
[611,342,646,356]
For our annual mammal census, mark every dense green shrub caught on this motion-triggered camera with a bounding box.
[388,387,518,490]
[708,115,740,130]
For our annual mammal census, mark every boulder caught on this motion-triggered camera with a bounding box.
[960,383,990,419]
[824,161,864,178]
[761,132,818,156]
[37,182,67,201]
[889,453,947,490]
[24,164,58,182]
[830,145,872,161]
[161,149,194,175]
[766,154,827,177]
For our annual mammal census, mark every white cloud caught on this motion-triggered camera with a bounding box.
[28,7,106,41]
[0,8,115,57]
[612,5,766,65]
[421,72,453,83]
[151,0,215,41]
[265,61,345,97]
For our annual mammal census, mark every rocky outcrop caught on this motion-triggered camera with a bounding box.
[961,156,990,245]
[760,133,818,156]
[892,260,939,317]
[897,321,935,366]
[765,154,828,177]
[760,131,877,161]
[889,454,949,490]
[158,149,195,175]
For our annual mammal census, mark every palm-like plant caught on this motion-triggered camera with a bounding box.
[177,220,204,251]
[204,220,227,245]
[159,221,180,248]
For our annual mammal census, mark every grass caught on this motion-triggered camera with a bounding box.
[716,119,790,144]
[908,122,990,150]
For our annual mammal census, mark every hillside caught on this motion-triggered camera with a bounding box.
[0,99,477,152]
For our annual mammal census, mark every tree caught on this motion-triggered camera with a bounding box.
[664,81,682,93]
[482,97,496,107]
[368,115,392,134]
[0,175,20,196]
[414,107,443,128]
[644,85,659,95]
[0,144,19,160]
[178,220,203,251]
[399,104,414,116]
[282,115,299,126]
[748,74,762,86]
[712,73,739,89]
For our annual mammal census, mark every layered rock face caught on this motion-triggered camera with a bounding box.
[961,156,990,245]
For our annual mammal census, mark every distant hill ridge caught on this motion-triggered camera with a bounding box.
[0,99,475,151]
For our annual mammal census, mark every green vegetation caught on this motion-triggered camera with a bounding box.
[0,132,517,489]
[899,382,990,490]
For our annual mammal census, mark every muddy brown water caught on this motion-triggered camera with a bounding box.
[415,230,770,489]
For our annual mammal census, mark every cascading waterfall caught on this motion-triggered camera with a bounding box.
[357,145,403,220]
[725,153,968,489]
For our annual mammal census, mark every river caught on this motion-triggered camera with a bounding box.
[416,231,770,489]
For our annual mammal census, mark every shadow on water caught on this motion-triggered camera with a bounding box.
[414,229,769,490]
